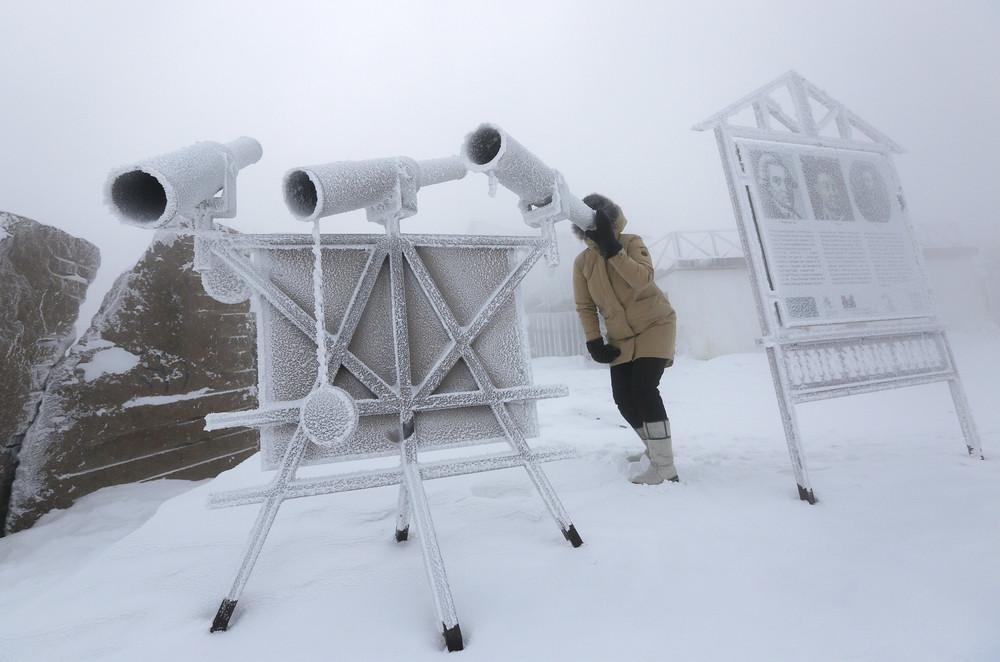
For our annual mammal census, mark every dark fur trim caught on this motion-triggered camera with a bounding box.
[582,193,613,211]
[583,193,621,226]
[574,193,623,241]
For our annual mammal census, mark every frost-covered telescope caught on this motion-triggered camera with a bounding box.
[461,122,596,232]
[283,155,467,226]
[104,131,585,653]
[105,137,262,228]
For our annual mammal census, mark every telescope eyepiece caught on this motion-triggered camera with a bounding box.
[110,170,168,224]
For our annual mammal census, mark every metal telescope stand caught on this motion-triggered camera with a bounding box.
[203,212,582,652]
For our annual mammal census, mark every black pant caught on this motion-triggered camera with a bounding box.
[609,357,669,429]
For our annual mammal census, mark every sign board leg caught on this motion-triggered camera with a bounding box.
[766,347,817,504]
[941,337,984,459]
[947,378,984,459]
[390,418,415,541]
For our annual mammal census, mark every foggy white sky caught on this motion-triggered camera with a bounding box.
[1,0,998,325]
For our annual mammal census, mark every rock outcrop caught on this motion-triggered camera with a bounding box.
[0,213,101,535]
[5,231,258,533]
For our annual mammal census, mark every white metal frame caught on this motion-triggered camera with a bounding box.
[106,136,586,652]
[197,226,581,650]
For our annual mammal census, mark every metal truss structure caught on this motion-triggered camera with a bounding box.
[197,228,581,651]
[102,127,597,651]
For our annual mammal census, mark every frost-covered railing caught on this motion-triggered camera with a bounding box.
[527,311,587,358]
[649,225,977,274]
[648,230,744,271]
[913,223,974,251]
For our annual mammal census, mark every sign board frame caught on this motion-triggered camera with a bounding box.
[694,71,982,503]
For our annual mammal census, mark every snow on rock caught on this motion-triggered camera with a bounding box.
[5,231,257,533]
[0,212,100,535]
[78,346,141,381]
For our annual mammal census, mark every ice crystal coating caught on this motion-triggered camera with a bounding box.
[106,138,262,228]
[300,385,358,448]
[200,254,252,304]
[283,156,466,225]
[460,123,595,231]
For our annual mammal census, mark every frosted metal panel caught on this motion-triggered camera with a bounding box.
[249,236,540,469]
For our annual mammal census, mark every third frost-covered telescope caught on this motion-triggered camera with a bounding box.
[461,123,596,231]
[105,137,262,228]
[283,155,467,225]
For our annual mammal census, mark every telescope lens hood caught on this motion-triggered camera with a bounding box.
[284,170,320,220]
[110,169,169,226]
[463,125,504,168]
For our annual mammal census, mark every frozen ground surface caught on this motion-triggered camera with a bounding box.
[1,331,998,661]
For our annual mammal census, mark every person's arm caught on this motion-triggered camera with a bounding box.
[574,263,620,363]
[606,236,656,290]
[573,259,602,341]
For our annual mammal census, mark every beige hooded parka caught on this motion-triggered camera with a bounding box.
[572,211,676,367]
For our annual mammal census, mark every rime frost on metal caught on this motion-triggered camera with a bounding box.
[283,156,468,226]
[299,384,358,448]
[105,129,587,652]
[461,123,597,267]
[106,138,261,229]
[201,231,572,471]
[695,71,983,503]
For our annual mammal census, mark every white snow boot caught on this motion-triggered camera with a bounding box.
[626,426,649,463]
[631,419,679,485]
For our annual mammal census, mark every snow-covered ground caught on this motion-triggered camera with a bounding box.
[1,331,998,661]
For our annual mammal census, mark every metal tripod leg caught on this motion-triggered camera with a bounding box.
[399,436,464,652]
[492,403,583,546]
[389,417,415,542]
[211,427,310,632]
[395,484,412,542]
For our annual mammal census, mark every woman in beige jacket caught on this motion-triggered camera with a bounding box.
[573,194,678,484]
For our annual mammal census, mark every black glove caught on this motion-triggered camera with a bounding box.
[586,338,621,364]
[584,206,623,259]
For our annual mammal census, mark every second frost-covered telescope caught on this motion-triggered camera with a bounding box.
[105,137,263,228]
[461,123,596,231]
[283,156,467,225]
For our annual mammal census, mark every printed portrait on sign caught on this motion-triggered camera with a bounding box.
[751,150,804,220]
[849,160,892,223]
[801,155,854,221]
